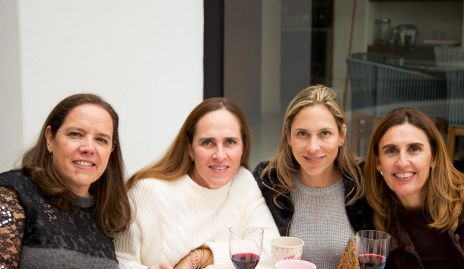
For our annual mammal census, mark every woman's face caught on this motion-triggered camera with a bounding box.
[188,109,243,189]
[287,104,345,186]
[377,123,434,208]
[45,104,114,197]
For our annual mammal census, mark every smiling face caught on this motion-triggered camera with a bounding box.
[288,104,345,187]
[377,123,434,208]
[45,104,114,197]
[188,109,243,189]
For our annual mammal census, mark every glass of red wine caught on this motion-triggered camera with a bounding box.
[229,226,264,269]
[356,230,391,269]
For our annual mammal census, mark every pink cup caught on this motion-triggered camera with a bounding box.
[275,260,317,269]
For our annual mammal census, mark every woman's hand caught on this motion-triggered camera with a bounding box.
[174,248,213,269]
[148,263,173,269]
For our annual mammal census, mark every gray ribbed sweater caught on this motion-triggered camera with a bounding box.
[289,178,353,269]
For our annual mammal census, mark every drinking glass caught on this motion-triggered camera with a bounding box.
[229,226,264,269]
[356,230,391,269]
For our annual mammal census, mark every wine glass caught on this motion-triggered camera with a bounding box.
[356,230,391,269]
[229,226,264,269]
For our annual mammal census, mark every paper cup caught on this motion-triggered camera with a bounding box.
[271,237,304,267]
[275,259,316,269]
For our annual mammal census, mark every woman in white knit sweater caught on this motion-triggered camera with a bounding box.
[115,98,279,269]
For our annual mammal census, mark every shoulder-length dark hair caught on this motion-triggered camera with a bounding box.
[365,107,464,232]
[22,93,131,237]
[126,97,251,189]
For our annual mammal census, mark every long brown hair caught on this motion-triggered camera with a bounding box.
[22,93,131,237]
[126,97,251,189]
[262,85,363,205]
[365,107,464,232]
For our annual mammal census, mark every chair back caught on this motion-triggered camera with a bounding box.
[446,69,464,128]
[346,53,447,118]
[375,63,447,118]
[346,57,376,117]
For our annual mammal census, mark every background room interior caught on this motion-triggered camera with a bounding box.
[1,0,464,175]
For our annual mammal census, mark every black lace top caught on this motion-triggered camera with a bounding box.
[0,170,118,269]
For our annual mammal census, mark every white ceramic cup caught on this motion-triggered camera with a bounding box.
[271,236,304,267]
[275,259,316,269]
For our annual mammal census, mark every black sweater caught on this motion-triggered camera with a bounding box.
[0,169,118,269]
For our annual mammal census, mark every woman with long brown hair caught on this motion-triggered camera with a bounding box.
[115,97,278,269]
[364,107,464,268]
[0,93,131,268]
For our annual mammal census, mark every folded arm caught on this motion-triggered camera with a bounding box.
[0,186,25,269]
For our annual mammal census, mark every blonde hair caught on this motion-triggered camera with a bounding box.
[365,107,464,232]
[127,97,251,189]
[262,85,364,205]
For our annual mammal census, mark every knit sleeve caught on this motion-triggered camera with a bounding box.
[205,168,280,269]
[116,179,172,269]
[0,186,26,269]
[115,199,149,269]
[237,172,280,264]
[114,180,148,269]
[203,241,230,269]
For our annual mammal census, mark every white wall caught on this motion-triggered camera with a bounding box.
[0,0,204,175]
[0,1,23,170]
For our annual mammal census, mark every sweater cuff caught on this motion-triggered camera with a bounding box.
[117,258,148,269]
[203,241,231,269]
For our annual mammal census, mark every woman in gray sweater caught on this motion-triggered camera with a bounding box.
[254,85,373,269]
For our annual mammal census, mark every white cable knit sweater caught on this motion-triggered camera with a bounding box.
[115,167,279,269]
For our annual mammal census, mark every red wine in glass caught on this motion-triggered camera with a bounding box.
[356,230,390,269]
[231,253,260,269]
[229,226,263,269]
[358,253,386,269]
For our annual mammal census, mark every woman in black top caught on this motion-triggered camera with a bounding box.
[364,107,464,269]
[0,93,132,268]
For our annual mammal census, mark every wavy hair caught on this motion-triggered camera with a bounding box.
[22,93,131,237]
[126,97,251,188]
[262,85,363,205]
[364,107,464,232]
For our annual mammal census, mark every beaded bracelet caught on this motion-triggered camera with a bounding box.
[190,249,201,269]
[190,247,214,269]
